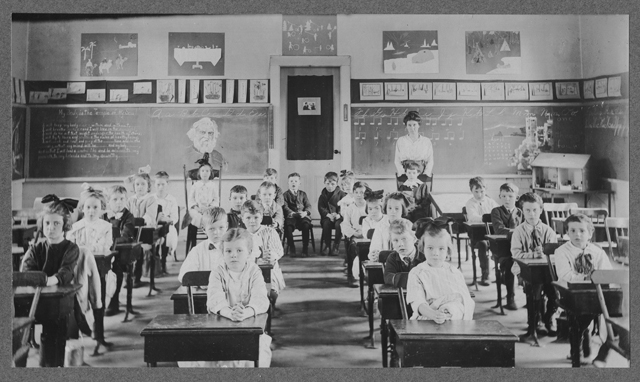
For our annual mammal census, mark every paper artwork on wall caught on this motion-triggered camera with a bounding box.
[109,89,129,102]
[133,82,152,94]
[466,31,521,75]
[505,82,529,100]
[189,80,200,103]
[528,82,553,101]
[250,80,269,103]
[408,82,432,100]
[237,80,248,103]
[67,82,86,94]
[80,33,138,77]
[555,81,580,100]
[384,82,408,100]
[86,89,106,102]
[157,80,176,103]
[359,83,383,101]
[29,91,50,104]
[481,82,505,101]
[49,88,68,100]
[595,78,608,98]
[383,31,439,74]
[432,82,456,100]
[169,32,225,76]
[456,82,481,101]
[583,80,595,99]
[203,80,223,104]
[282,15,337,56]
[178,80,186,103]
[607,76,621,97]
[298,97,321,115]
[226,79,235,103]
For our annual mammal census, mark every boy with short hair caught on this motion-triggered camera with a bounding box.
[401,161,424,190]
[153,171,179,274]
[465,176,500,287]
[256,168,283,206]
[511,192,558,334]
[228,185,248,229]
[178,207,228,283]
[318,171,347,256]
[383,218,426,288]
[490,182,524,310]
[282,173,313,257]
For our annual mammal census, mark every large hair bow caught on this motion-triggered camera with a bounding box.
[413,216,453,239]
[364,189,385,201]
[41,194,79,213]
[340,169,354,178]
[196,152,211,167]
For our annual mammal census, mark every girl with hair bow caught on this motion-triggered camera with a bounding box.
[188,153,219,228]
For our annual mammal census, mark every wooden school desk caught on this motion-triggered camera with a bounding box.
[171,263,273,315]
[462,221,489,287]
[11,224,37,270]
[389,319,517,368]
[114,242,142,322]
[513,257,554,347]
[363,261,384,348]
[94,251,116,308]
[353,237,371,311]
[532,188,614,213]
[485,234,510,315]
[140,313,268,367]
[553,281,623,368]
[375,284,405,367]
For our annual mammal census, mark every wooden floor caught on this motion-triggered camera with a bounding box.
[25,228,629,368]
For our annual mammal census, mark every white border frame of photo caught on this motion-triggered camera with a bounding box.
[203,79,223,104]
[555,81,581,100]
[607,76,621,97]
[528,82,553,101]
[583,80,595,99]
[408,82,433,100]
[109,88,129,102]
[298,97,321,115]
[384,82,408,100]
[456,82,481,101]
[432,82,456,100]
[505,82,529,101]
[594,78,608,98]
[359,82,384,101]
[481,82,505,101]
[250,79,269,103]
[226,79,235,103]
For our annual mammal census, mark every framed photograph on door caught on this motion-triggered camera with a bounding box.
[298,97,321,115]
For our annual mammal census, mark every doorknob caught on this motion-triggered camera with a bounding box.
[334,149,341,155]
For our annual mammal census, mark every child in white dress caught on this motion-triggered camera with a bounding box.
[406,219,475,322]
[337,169,356,211]
[189,154,219,228]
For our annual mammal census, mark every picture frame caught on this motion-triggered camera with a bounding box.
[86,88,106,102]
[481,82,505,101]
[505,82,529,100]
[432,82,456,100]
[250,80,269,103]
[457,82,481,101]
[203,80,223,103]
[109,89,129,102]
[583,80,595,99]
[607,76,621,97]
[67,82,86,95]
[384,82,408,100]
[555,81,581,100]
[133,82,152,94]
[595,78,608,98]
[298,97,321,115]
[528,82,553,101]
[359,82,383,101]
[408,82,432,100]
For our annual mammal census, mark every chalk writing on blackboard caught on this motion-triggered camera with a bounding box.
[150,108,268,119]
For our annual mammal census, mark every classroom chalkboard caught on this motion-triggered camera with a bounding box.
[351,106,484,175]
[583,101,628,181]
[28,106,270,178]
[482,106,584,173]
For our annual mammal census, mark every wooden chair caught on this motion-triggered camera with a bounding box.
[281,221,316,256]
[543,202,577,240]
[591,270,630,362]
[181,271,211,314]
[12,271,47,367]
[605,217,629,265]
[448,208,470,266]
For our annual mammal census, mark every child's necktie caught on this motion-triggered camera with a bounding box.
[530,225,541,254]
[575,249,594,275]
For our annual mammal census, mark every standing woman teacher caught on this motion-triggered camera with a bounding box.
[394,110,434,185]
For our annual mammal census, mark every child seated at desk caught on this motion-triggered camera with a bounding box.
[337,169,356,211]
[21,194,80,367]
[241,200,285,307]
[206,228,272,367]
[103,185,136,316]
[255,168,283,206]
[400,161,424,190]
[153,171,179,275]
[228,185,248,229]
[555,213,613,367]
[125,165,158,287]
[343,182,370,285]
[178,207,228,284]
[490,182,523,311]
[318,171,347,256]
[67,186,112,351]
[368,192,410,262]
[382,218,426,289]
[406,218,475,322]
[282,172,313,257]
[511,192,558,334]
[258,181,284,234]
[465,177,499,287]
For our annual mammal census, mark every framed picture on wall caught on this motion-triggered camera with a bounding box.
[583,80,595,99]
[595,78,608,98]
[481,82,505,100]
[432,82,456,100]
[250,80,269,103]
[555,81,580,100]
[360,82,383,101]
[607,76,621,97]
[528,82,553,101]
[457,82,481,101]
[384,82,408,100]
[298,97,321,115]
[505,82,529,100]
[408,82,432,100]
[203,80,223,103]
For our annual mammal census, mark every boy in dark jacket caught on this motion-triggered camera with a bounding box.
[318,171,347,256]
